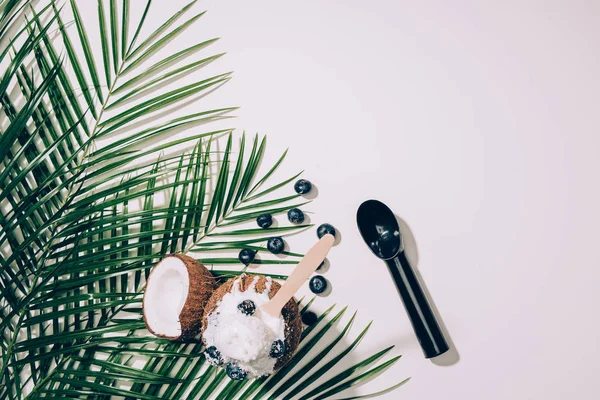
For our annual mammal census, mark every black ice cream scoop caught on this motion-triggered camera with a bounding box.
[356,199,449,358]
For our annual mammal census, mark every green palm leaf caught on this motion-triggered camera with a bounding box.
[0,1,406,399]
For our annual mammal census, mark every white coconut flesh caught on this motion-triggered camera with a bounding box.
[144,257,190,338]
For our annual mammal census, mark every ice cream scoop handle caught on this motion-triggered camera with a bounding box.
[385,252,449,358]
[262,234,335,317]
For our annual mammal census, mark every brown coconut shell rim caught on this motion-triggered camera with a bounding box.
[142,254,217,340]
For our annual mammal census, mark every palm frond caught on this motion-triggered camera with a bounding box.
[0,1,406,399]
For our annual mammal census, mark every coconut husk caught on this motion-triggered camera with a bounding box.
[143,254,217,340]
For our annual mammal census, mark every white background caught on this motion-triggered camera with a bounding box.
[85,0,600,398]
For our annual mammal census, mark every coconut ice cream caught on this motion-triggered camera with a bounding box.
[201,274,302,380]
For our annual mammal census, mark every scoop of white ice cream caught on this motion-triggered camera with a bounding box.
[203,276,286,379]
[214,312,271,362]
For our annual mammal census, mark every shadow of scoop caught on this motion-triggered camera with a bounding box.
[395,215,461,366]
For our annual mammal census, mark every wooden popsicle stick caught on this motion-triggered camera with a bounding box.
[262,234,335,318]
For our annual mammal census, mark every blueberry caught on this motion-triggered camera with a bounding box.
[309,275,328,294]
[226,363,247,380]
[237,300,256,316]
[267,237,285,254]
[269,339,286,359]
[317,223,336,239]
[301,311,318,326]
[256,213,273,229]
[287,208,305,224]
[238,248,256,265]
[317,259,327,271]
[294,179,312,195]
[204,346,223,366]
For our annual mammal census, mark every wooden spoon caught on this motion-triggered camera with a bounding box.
[262,234,335,317]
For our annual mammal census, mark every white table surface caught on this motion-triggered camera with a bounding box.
[85,1,600,398]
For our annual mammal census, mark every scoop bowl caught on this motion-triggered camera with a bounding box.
[356,199,449,359]
[356,199,403,259]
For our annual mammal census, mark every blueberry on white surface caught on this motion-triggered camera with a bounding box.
[309,275,328,294]
[256,213,273,229]
[294,179,312,194]
[317,223,336,239]
[287,208,305,224]
[238,248,256,265]
[317,258,328,272]
[267,237,285,254]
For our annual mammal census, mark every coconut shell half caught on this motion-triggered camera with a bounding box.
[143,254,217,340]
[202,274,303,369]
